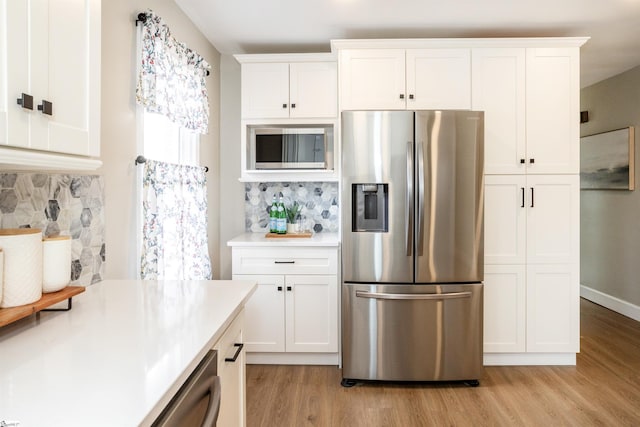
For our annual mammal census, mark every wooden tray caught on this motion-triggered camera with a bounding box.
[265,232,313,238]
[0,286,85,328]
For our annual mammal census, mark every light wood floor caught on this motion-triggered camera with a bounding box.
[246,298,640,426]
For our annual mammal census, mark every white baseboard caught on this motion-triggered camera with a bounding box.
[580,285,640,322]
[483,353,576,366]
[246,352,340,365]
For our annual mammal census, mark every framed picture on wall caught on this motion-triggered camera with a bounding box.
[580,126,635,190]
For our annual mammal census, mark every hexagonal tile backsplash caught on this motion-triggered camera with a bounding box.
[0,173,105,286]
[245,182,339,233]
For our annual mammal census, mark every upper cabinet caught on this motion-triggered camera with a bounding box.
[0,0,101,162]
[338,48,471,110]
[238,54,337,119]
[472,46,580,174]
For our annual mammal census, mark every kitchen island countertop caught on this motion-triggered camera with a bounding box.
[0,279,256,427]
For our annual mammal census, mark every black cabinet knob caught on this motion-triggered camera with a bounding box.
[17,93,34,110]
[529,158,535,164]
[282,103,287,108]
[291,103,296,108]
[277,286,283,291]
[520,159,525,164]
[409,94,414,100]
[38,100,53,116]
[286,286,292,291]
[399,94,405,99]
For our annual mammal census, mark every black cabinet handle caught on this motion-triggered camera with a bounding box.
[282,103,287,108]
[17,93,34,110]
[274,260,295,264]
[530,187,534,208]
[38,100,53,116]
[286,286,292,291]
[409,94,414,100]
[224,343,244,362]
[521,187,525,208]
[291,103,296,108]
[399,94,405,99]
[277,286,283,291]
[529,158,535,164]
[520,158,525,164]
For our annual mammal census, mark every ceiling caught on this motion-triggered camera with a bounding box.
[175,0,640,87]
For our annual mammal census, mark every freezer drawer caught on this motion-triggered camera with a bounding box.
[342,283,483,382]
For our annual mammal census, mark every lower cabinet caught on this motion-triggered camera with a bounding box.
[213,310,246,427]
[230,245,339,364]
[233,274,338,353]
[484,262,579,355]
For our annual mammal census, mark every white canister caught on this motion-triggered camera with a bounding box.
[0,228,43,308]
[0,248,3,303]
[42,235,72,293]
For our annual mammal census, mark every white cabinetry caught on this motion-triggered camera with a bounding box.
[339,48,471,110]
[239,55,337,119]
[214,310,246,427]
[231,246,339,364]
[472,47,580,174]
[484,175,580,355]
[0,0,100,161]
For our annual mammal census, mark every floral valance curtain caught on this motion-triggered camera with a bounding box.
[136,10,211,134]
[140,160,212,280]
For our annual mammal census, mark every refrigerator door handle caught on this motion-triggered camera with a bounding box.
[416,141,425,256]
[356,290,472,301]
[406,142,414,256]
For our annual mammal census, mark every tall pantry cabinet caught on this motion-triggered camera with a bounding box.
[332,38,587,365]
[472,43,582,362]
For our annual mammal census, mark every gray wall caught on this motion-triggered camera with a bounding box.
[218,55,244,279]
[100,0,221,279]
[580,65,640,308]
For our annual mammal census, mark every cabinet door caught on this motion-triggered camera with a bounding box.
[0,1,31,147]
[472,48,526,174]
[406,49,471,110]
[526,175,579,265]
[339,49,406,110]
[484,175,527,265]
[526,263,579,352]
[483,264,526,353]
[1,0,99,156]
[285,275,338,353]
[232,274,285,352]
[289,62,337,118]
[215,311,246,427]
[46,0,100,156]
[526,48,580,174]
[241,62,290,119]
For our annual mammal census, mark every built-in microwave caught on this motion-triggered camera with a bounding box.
[247,124,334,170]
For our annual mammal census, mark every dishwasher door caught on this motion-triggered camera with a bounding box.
[342,283,483,382]
[152,350,221,427]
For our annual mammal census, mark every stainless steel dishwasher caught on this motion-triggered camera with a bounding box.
[152,350,221,427]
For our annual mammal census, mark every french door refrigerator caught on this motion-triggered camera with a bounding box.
[341,110,484,386]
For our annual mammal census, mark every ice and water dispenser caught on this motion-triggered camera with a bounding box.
[352,184,388,232]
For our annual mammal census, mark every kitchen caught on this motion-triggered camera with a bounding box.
[1,0,640,425]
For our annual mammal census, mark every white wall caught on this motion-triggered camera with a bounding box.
[100,0,221,279]
[580,65,640,315]
[218,55,244,279]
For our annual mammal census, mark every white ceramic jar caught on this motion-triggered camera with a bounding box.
[0,229,43,308]
[42,235,72,293]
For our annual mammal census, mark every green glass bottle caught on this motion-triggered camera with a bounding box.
[269,195,278,233]
[276,194,286,234]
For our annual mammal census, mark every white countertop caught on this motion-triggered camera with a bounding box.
[227,232,340,247]
[0,279,256,427]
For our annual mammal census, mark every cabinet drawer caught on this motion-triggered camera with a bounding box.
[232,247,338,275]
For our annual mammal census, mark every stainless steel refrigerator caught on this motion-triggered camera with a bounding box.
[341,110,484,386]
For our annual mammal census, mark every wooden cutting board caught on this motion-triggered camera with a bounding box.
[265,232,313,238]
